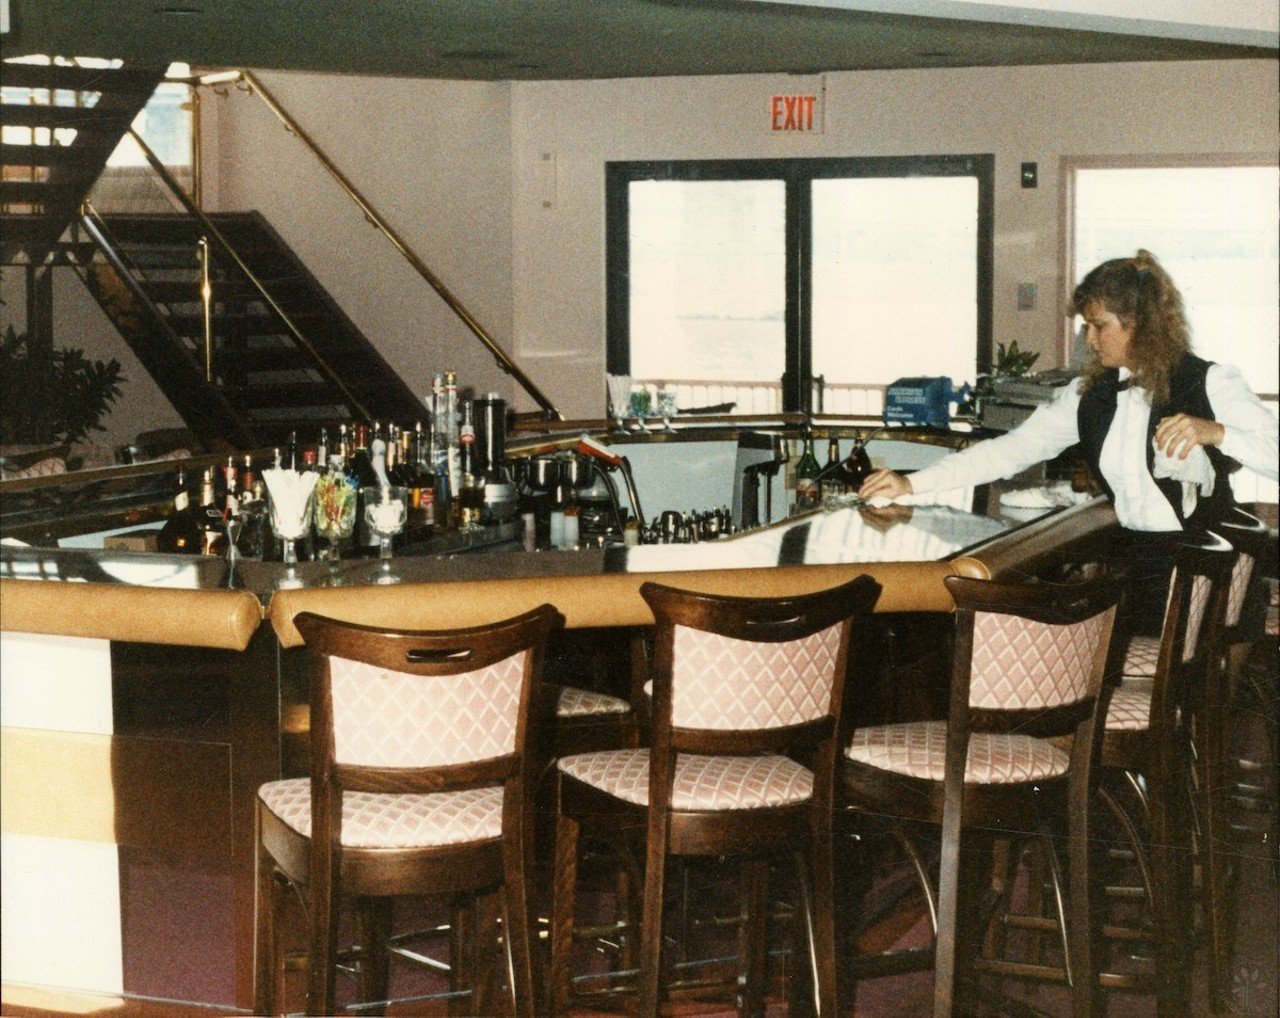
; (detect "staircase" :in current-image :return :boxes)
[79,211,428,447]
[1,58,166,265]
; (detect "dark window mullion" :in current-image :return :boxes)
[784,169,811,414]
[604,165,631,375]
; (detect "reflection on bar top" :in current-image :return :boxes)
[0,498,1040,602]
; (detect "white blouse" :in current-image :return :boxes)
[905,363,1279,532]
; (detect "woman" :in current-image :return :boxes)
[859,249,1278,632]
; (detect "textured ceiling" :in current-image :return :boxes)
[3,0,1272,80]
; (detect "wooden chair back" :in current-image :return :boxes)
[639,574,881,800]
[943,573,1120,744]
[294,604,563,840]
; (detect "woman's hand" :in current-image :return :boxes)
[858,469,912,501]
[1154,413,1225,460]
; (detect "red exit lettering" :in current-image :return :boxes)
[770,94,816,131]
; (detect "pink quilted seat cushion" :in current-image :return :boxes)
[258,778,503,849]
[1226,553,1255,629]
[968,609,1110,710]
[845,721,1069,784]
[669,622,842,730]
[556,686,630,718]
[557,747,813,809]
[1122,636,1160,678]
[1104,687,1152,731]
[329,651,527,768]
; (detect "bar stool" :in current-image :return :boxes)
[1096,534,1233,1014]
[841,573,1119,1017]
[253,604,563,1016]
[1202,510,1273,1003]
[550,575,881,1016]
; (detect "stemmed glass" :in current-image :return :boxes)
[657,388,678,432]
[628,385,652,433]
[606,374,632,433]
[265,474,318,589]
[365,485,408,584]
[313,471,358,579]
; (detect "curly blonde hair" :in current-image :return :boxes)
[1071,249,1191,406]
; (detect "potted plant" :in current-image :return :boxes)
[0,324,126,448]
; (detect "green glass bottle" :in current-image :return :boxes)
[794,429,821,512]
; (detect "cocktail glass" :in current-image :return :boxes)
[266,482,316,589]
[365,485,408,584]
[606,374,632,433]
[313,472,358,578]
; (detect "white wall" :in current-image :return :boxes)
[209,71,518,407]
[509,59,1278,417]
[201,59,1277,422]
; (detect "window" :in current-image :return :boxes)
[607,156,992,416]
[1069,159,1279,501]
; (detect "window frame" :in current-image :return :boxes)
[606,154,994,414]
[1060,152,1279,387]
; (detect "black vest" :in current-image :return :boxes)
[1076,353,1235,528]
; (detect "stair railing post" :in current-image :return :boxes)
[199,236,214,382]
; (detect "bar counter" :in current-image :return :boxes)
[0,492,1119,1013]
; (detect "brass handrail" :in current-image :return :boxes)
[119,126,373,421]
[235,70,563,420]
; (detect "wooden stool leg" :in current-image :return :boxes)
[549,812,581,1015]
[354,897,392,1007]
[503,817,538,1018]
[1148,766,1193,1015]
[305,849,339,1016]
[1199,695,1234,1006]
[738,858,769,1018]
[809,825,839,1016]
[446,896,475,1017]
[636,819,671,1017]
[1066,776,1098,1018]
[253,821,279,1016]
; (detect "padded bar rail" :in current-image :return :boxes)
[951,498,1119,583]
[267,561,962,648]
[0,579,264,650]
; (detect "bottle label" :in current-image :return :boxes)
[174,491,189,512]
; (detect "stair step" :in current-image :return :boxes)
[221,346,318,373]
[169,311,328,337]
[0,180,52,205]
[0,62,166,94]
[236,381,350,409]
[1,142,100,169]
[0,103,122,130]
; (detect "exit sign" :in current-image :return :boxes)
[770,93,822,133]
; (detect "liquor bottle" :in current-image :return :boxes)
[817,437,846,499]
[794,430,821,512]
[222,456,241,521]
[842,437,874,491]
[408,422,435,534]
[456,401,484,530]
[194,468,229,555]
[285,430,299,471]
[442,372,460,498]
[350,423,381,550]
[157,469,198,554]
[317,427,329,470]
[237,478,269,558]
[240,453,257,495]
